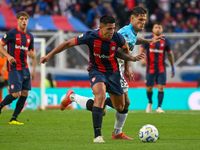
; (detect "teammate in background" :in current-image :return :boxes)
[60,6,164,140]
[0,11,36,125]
[40,15,146,143]
[139,22,175,113]
[0,53,9,103]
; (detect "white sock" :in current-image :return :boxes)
[70,94,90,110]
[114,111,128,135]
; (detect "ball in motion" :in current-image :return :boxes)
[139,124,159,142]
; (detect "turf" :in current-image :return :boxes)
[0,109,200,150]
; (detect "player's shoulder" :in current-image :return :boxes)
[6,28,17,35]
[118,24,131,33]
[26,30,34,37]
[84,29,98,38]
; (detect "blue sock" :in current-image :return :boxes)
[147,91,153,104]
[105,97,113,108]
[158,92,164,107]
[0,94,17,108]
[92,106,103,138]
[12,96,27,120]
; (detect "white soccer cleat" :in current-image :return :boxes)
[146,103,152,113]
[156,107,164,113]
[93,136,105,143]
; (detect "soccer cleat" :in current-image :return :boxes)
[103,105,107,116]
[146,103,152,113]
[93,136,105,143]
[9,120,24,125]
[156,107,164,113]
[60,89,75,111]
[112,132,133,140]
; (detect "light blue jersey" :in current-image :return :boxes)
[117,23,138,65]
[118,23,137,52]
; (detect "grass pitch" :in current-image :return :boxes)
[0,109,200,150]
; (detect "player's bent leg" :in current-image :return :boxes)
[60,89,75,111]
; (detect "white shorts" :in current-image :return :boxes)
[119,66,129,92]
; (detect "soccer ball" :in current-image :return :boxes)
[139,124,159,142]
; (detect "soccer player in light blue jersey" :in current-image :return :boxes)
[60,6,164,140]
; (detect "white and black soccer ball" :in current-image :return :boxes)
[139,124,159,142]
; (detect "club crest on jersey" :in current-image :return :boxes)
[11,84,14,90]
[4,34,7,38]
[91,77,96,83]
[161,43,164,47]
[27,39,30,43]
[111,46,115,51]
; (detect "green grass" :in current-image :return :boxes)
[0,109,200,150]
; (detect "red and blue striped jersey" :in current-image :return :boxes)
[75,29,126,73]
[141,34,172,74]
[1,28,34,71]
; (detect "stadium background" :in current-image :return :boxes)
[0,0,200,110]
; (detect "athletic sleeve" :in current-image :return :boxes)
[116,32,125,48]
[29,34,34,51]
[165,38,172,52]
[1,30,13,44]
[75,31,90,45]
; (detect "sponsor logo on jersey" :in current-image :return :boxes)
[93,52,114,58]
[15,44,28,50]
[150,48,163,53]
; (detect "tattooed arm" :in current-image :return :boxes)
[136,35,165,45]
[116,48,146,62]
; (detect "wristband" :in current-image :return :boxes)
[172,66,175,75]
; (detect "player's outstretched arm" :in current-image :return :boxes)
[136,35,165,45]
[40,38,76,64]
[116,49,146,62]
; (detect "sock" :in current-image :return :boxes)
[114,109,128,135]
[92,106,103,138]
[12,96,27,119]
[86,99,94,111]
[105,97,113,108]
[0,94,17,108]
[158,91,164,107]
[147,91,153,104]
[70,94,89,110]
[0,93,2,103]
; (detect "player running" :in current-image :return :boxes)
[40,15,146,143]
[59,6,164,140]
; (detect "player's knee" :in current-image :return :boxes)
[12,92,21,98]
[115,105,125,112]
[21,90,29,97]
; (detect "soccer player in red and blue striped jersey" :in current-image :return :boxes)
[40,15,146,143]
[0,11,36,125]
[139,22,175,113]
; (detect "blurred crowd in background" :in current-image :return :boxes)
[6,0,200,68]
[9,0,200,32]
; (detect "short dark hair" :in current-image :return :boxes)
[131,6,148,17]
[16,11,29,19]
[100,15,115,24]
[153,22,162,26]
